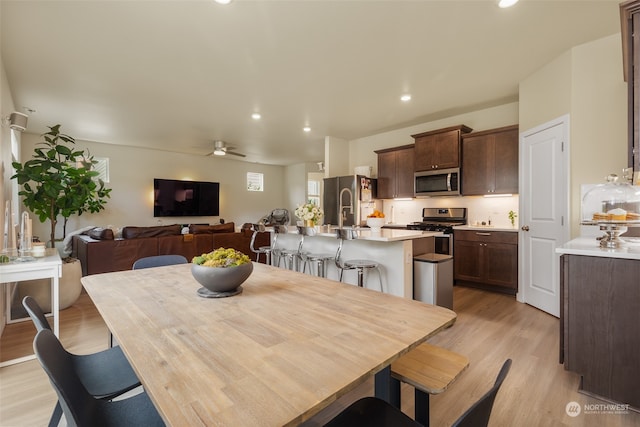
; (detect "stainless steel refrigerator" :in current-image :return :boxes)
[323,175,380,227]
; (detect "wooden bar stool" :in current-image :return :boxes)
[390,343,469,426]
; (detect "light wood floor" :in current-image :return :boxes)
[1,287,638,427]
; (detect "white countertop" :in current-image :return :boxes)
[556,237,640,260]
[315,228,442,242]
[454,225,519,233]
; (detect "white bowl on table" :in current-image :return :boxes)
[366,217,385,232]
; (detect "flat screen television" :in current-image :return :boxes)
[154,178,220,217]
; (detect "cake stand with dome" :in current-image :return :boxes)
[580,174,640,248]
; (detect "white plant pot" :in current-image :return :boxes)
[17,258,82,311]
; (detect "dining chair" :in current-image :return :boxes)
[324,359,512,427]
[33,329,165,427]
[22,296,142,427]
[132,254,188,269]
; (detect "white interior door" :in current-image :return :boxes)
[519,116,569,317]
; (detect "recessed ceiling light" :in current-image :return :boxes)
[214,0,233,4]
[251,113,261,120]
[498,0,518,8]
[303,126,311,133]
[400,94,412,102]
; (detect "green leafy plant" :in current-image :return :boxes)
[11,125,112,247]
[192,248,250,267]
[508,210,518,227]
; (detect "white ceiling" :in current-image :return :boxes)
[1,0,622,166]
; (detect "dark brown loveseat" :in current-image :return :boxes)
[72,223,270,276]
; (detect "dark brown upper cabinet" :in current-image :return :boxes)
[461,125,519,196]
[621,0,640,177]
[375,144,415,199]
[412,125,472,172]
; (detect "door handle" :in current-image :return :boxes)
[521,225,530,231]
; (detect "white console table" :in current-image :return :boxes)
[0,249,62,367]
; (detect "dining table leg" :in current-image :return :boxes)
[374,366,401,407]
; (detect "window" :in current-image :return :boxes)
[71,156,110,183]
[247,172,264,191]
[307,178,321,206]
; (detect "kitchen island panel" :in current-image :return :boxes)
[272,231,438,298]
[560,252,640,410]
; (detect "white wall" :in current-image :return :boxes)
[345,34,627,237]
[0,57,15,334]
[18,133,286,242]
[519,33,627,237]
[284,162,307,222]
[346,102,520,227]
[349,102,520,179]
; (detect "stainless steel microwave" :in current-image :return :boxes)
[414,168,460,197]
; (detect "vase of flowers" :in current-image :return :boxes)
[295,202,323,226]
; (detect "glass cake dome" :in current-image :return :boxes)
[581,174,640,248]
[581,174,640,223]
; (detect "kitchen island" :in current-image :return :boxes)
[272,227,440,298]
[557,237,640,410]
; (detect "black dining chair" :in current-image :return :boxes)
[33,329,165,427]
[324,359,512,427]
[22,296,142,427]
[132,254,188,269]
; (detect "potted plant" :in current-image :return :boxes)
[12,124,111,247]
[191,248,253,297]
[11,125,112,310]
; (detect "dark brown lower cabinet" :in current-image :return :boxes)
[453,230,517,294]
[560,254,640,409]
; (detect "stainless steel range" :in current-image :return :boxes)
[407,208,467,255]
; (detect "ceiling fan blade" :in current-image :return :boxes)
[226,151,246,157]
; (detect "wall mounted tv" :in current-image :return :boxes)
[154,179,220,217]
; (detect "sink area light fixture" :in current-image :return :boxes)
[303,126,311,132]
[251,113,261,120]
[400,94,412,102]
[498,0,519,8]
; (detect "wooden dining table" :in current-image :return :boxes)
[82,262,457,426]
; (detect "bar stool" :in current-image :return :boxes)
[335,228,383,291]
[296,226,334,277]
[390,343,470,426]
[272,225,298,270]
[249,223,272,265]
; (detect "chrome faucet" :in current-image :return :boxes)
[338,188,353,229]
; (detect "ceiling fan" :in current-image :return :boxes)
[206,140,246,158]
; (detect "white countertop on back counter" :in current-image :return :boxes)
[314,228,442,242]
[453,225,519,232]
[556,237,640,260]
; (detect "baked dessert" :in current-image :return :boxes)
[592,212,611,221]
[626,212,640,221]
[607,208,627,221]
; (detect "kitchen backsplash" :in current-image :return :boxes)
[382,195,519,229]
